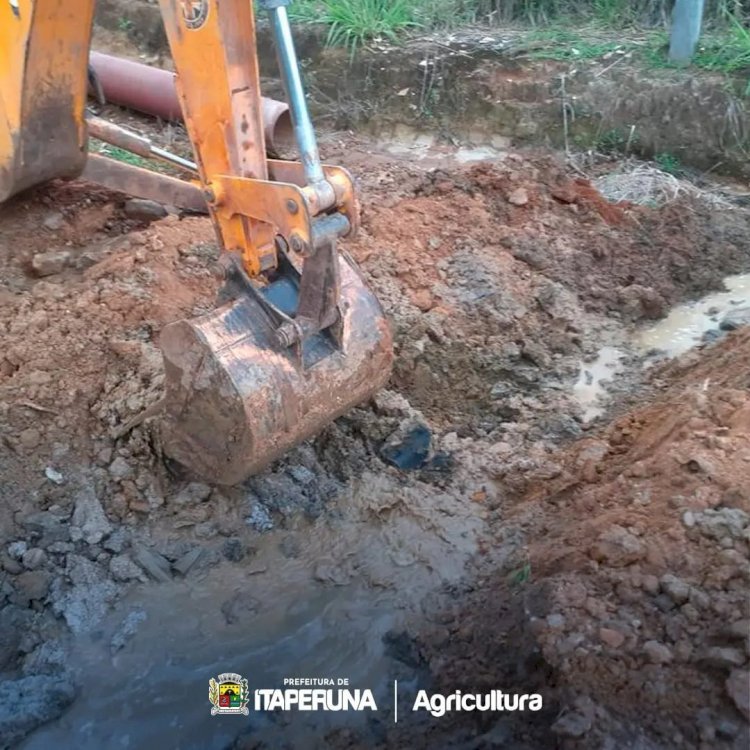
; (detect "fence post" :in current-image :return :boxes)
[669,0,706,63]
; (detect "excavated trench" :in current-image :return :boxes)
[1,130,749,748]
[2,16,750,744]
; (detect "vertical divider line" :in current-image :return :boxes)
[394,680,398,723]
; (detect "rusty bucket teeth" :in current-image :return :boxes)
[158,256,393,486]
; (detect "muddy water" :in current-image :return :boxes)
[638,273,750,358]
[22,471,484,749]
[572,346,625,422]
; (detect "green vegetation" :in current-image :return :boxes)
[287,0,749,81]
[89,140,177,175]
[292,0,419,55]
[508,561,532,587]
[654,151,682,173]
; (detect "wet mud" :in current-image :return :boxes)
[1,134,749,748]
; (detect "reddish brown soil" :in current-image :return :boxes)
[1,141,749,748]
[398,330,750,749]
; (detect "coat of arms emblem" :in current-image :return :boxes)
[209,672,250,716]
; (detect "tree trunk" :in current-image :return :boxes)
[669,0,706,63]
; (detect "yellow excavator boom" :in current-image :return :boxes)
[0,0,392,485]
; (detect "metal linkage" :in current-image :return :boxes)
[260,0,335,210]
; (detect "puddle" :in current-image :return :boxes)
[22,572,398,750]
[572,346,626,422]
[637,273,750,359]
[21,471,482,749]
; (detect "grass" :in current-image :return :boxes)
[286,0,748,74]
[89,140,177,175]
[290,0,420,54]
[523,27,630,61]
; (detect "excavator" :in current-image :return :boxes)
[1,0,393,485]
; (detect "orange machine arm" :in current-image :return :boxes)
[0,0,358,284]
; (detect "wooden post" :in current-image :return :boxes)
[669,0,706,63]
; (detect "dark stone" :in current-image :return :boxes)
[720,307,750,331]
[222,538,246,563]
[382,630,425,669]
[123,199,168,223]
[380,423,432,470]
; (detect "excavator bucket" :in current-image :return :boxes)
[160,256,392,486]
[2,0,393,486]
[152,0,394,484]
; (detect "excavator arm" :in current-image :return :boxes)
[1,0,392,484]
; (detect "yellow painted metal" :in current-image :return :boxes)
[0,0,95,201]
[158,0,278,277]
[0,0,359,280]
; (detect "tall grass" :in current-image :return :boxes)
[288,0,749,56]
[289,0,419,52]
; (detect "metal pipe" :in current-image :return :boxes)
[263,2,325,187]
[87,116,198,173]
[88,52,295,158]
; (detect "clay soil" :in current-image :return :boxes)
[1,133,749,748]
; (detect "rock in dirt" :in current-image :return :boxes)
[287,465,316,486]
[590,525,645,567]
[103,529,128,554]
[507,187,529,206]
[245,503,274,533]
[109,554,146,583]
[660,574,690,605]
[0,675,76,747]
[52,556,118,634]
[110,610,147,654]
[643,640,673,664]
[222,538,246,562]
[551,710,592,738]
[42,211,64,231]
[172,482,212,506]
[380,420,432,470]
[108,456,134,481]
[7,541,27,560]
[23,547,47,570]
[719,307,750,331]
[726,669,750,720]
[699,647,747,669]
[71,486,112,545]
[599,627,626,649]
[18,428,41,450]
[172,547,205,576]
[694,508,749,541]
[21,548,46,570]
[44,467,64,485]
[14,571,51,604]
[131,544,172,583]
[372,390,415,418]
[31,250,71,277]
[0,606,32,671]
[19,511,70,545]
[124,199,168,222]
[22,640,68,677]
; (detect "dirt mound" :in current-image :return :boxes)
[396,330,750,749]
[1,143,749,747]
[345,150,750,432]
